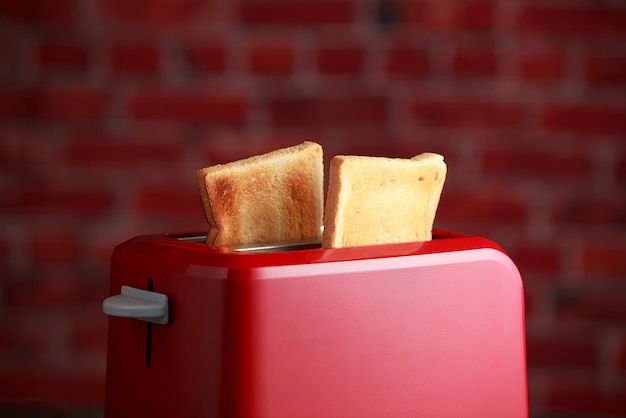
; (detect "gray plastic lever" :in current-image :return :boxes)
[103,285,169,325]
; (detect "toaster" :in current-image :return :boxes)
[103,230,527,417]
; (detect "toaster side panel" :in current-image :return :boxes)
[104,256,233,417]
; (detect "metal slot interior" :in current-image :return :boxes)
[171,234,322,253]
[225,240,321,253]
[174,235,206,243]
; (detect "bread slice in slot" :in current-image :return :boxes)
[196,141,324,247]
[322,152,446,248]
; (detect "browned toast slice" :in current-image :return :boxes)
[196,141,324,246]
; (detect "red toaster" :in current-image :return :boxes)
[103,230,527,417]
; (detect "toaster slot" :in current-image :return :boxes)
[174,235,206,243]
[169,234,321,253]
[224,240,321,253]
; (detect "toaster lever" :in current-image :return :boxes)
[103,286,169,325]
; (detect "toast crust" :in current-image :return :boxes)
[322,153,446,248]
[196,142,323,246]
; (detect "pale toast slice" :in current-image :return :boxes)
[322,153,446,248]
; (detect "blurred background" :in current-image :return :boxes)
[1,0,625,416]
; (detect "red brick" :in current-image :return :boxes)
[270,96,386,127]
[131,91,247,123]
[109,43,160,74]
[0,372,47,399]
[0,313,49,362]
[452,47,496,77]
[543,104,626,135]
[385,45,429,77]
[618,339,626,371]
[581,243,626,277]
[553,196,626,226]
[37,42,88,70]
[0,28,20,75]
[0,129,47,168]
[136,186,204,219]
[2,185,114,218]
[0,0,76,24]
[517,5,626,36]
[316,46,363,75]
[248,42,294,75]
[98,0,206,25]
[403,0,494,30]
[0,90,36,119]
[585,53,626,85]
[618,154,626,181]
[78,277,110,307]
[482,148,593,178]
[325,129,429,159]
[3,269,109,310]
[526,336,597,368]
[184,44,226,74]
[410,98,522,128]
[556,286,626,323]
[0,88,108,121]
[238,1,354,25]
[28,232,78,263]
[519,51,565,82]
[201,135,328,166]
[546,377,626,415]
[3,274,81,309]
[84,232,129,270]
[61,374,106,404]
[0,234,8,263]
[0,372,105,404]
[62,135,183,167]
[511,245,560,275]
[437,188,528,223]
[69,313,108,355]
[44,88,107,120]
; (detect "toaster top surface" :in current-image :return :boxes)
[112,229,506,270]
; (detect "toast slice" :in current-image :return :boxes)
[322,152,446,248]
[196,141,324,247]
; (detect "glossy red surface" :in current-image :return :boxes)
[104,231,527,417]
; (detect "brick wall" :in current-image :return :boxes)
[1,0,625,416]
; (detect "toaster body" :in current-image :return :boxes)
[103,231,527,417]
